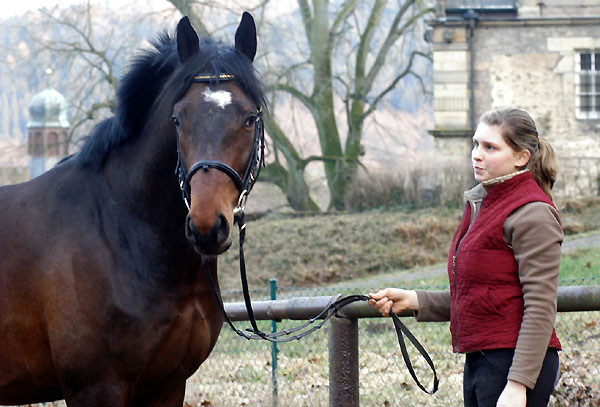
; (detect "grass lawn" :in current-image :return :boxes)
[560,247,600,284]
[217,197,600,290]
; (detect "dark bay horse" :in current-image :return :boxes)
[0,13,265,406]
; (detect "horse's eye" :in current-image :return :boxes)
[244,116,256,129]
[172,116,181,128]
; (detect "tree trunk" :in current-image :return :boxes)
[308,0,346,210]
[262,117,320,212]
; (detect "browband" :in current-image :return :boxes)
[193,74,235,82]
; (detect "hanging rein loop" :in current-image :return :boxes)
[176,73,438,395]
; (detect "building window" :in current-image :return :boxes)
[28,131,44,156]
[576,51,600,120]
[47,132,59,155]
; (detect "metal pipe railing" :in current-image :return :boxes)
[223,285,600,321]
[222,285,600,407]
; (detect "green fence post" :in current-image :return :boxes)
[270,278,278,407]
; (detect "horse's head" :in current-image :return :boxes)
[173,13,264,255]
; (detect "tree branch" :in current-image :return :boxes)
[166,0,210,37]
[303,154,360,166]
[361,50,430,120]
[328,0,359,51]
[353,0,385,87]
[268,83,317,115]
[297,0,313,44]
[364,3,433,91]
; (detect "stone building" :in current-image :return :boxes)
[429,0,600,198]
[26,87,70,179]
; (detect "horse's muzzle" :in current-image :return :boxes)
[185,213,232,255]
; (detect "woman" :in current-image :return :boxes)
[369,108,562,407]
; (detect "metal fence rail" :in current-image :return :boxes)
[184,284,600,407]
[223,285,600,321]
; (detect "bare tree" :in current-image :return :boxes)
[171,1,433,211]
[269,0,433,210]
[9,1,432,210]
[19,2,173,152]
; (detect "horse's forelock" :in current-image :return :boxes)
[172,38,266,110]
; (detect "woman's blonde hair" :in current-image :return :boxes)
[479,108,557,200]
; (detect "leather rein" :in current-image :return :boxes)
[175,73,438,395]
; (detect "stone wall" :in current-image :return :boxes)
[430,2,600,199]
[473,22,600,198]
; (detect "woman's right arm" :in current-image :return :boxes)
[369,288,451,322]
[414,290,451,322]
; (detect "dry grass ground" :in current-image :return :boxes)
[218,197,600,290]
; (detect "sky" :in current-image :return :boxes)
[0,0,160,19]
[0,0,287,22]
[2,1,86,18]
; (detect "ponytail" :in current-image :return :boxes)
[528,138,558,201]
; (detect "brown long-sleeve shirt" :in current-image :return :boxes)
[415,182,563,389]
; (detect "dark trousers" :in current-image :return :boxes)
[463,348,559,407]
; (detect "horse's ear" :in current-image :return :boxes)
[176,16,200,64]
[235,12,257,63]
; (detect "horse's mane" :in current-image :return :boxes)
[75,29,266,169]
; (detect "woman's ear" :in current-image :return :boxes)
[515,149,531,168]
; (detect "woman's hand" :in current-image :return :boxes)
[368,288,419,316]
[496,380,526,407]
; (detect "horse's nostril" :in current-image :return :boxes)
[217,213,227,230]
[216,213,229,241]
[185,215,199,243]
[185,213,231,254]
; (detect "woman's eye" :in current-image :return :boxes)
[172,116,181,127]
[244,116,256,128]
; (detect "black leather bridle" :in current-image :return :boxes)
[175,74,264,212]
[175,73,438,395]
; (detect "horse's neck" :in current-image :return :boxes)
[104,119,186,227]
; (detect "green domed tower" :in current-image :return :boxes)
[26,87,70,178]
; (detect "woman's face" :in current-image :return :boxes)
[471,123,530,182]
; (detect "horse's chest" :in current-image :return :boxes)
[143,297,223,380]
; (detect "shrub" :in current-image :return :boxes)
[345,163,472,211]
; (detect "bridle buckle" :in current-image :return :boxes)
[233,189,248,218]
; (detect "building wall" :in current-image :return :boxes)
[430,1,600,199]
[473,22,600,197]
[518,0,600,18]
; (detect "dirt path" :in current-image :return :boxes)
[334,230,600,289]
[562,231,600,253]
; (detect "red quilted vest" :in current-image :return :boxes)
[448,171,562,353]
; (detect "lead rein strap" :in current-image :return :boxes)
[390,309,439,394]
[201,213,439,394]
[236,209,260,333]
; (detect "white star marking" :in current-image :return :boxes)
[202,88,232,109]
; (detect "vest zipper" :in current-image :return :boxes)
[452,254,459,354]
[452,200,477,354]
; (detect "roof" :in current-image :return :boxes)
[445,0,518,18]
[27,87,70,128]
